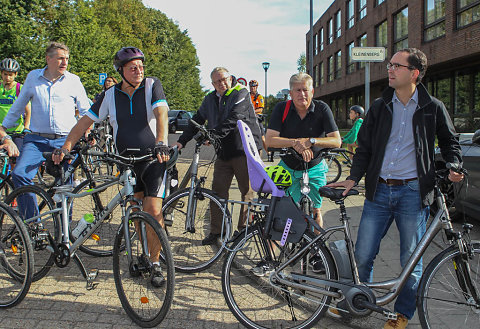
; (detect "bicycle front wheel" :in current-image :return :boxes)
[4,185,60,282]
[162,187,231,273]
[0,201,34,308]
[0,174,14,201]
[325,155,341,184]
[113,211,174,328]
[222,225,337,329]
[417,243,480,328]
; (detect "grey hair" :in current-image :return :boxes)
[289,72,313,90]
[46,42,70,57]
[210,67,229,79]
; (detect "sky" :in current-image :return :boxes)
[143,0,334,97]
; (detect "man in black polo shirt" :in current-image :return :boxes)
[266,72,341,229]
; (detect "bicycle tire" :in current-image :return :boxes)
[0,173,14,201]
[162,187,231,273]
[69,176,122,257]
[113,211,174,328]
[222,225,337,329]
[0,201,34,308]
[4,185,60,282]
[417,243,480,328]
[325,155,341,184]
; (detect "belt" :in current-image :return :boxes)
[31,132,67,139]
[378,177,417,186]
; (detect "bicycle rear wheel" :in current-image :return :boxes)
[4,185,60,282]
[162,187,231,273]
[417,243,480,328]
[0,173,14,201]
[325,155,341,184]
[0,201,34,308]
[69,176,122,257]
[222,225,337,329]
[113,211,174,328]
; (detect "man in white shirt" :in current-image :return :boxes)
[0,41,90,217]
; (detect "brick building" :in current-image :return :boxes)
[307,0,480,131]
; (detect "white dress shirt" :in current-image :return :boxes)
[2,67,91,135]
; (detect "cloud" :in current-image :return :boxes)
[144,0,332,96]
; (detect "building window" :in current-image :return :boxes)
[314,33,318,55]
[347,42,355,74]
[328,18,334,44]
[457,0,480,28]
[358,0,367,20]
[347,0,354,29]
[336,10,342,38]
[425,0,445,41]
[376,0,385,6]
[358,33,367,69]
[394,7,408,53]
[320,62,324,86]
[376,20,388,57]
[314,65,318,87]
[335,50,342,79]
[319,28,324,51]
[328,56,334,82]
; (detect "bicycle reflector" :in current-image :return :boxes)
[265,166,292,187]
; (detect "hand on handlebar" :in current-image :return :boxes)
[326,179,356,196]
[300,148,314,162]
[448,169,464,183]
[154,143,170,164]
[52,148,69,165]
[292,138,311,154]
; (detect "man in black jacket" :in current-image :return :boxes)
[176,67,262,245]
[328,48,463,328]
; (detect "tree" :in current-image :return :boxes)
[297,53,306,73]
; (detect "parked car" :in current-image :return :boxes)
[168,110,192,133]
[434,129,480,220]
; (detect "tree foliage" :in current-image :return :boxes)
[0,0,203,111]
[297,52,306,73]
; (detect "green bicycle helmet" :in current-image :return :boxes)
[265,165,292,188]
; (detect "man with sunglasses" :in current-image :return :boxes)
[328,48,463,328]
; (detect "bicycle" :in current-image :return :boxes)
[3,148,177,327]
[221,119,479,329]
[323,147,354,184]
[0,201,34,308]
[162,119,233,273]
[4,139,123,259]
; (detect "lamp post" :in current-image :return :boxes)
[262,62,270,110]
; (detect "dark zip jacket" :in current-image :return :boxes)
[347,83,462,207]
[177,77,262,160]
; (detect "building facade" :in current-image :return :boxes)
[307,0,480,131]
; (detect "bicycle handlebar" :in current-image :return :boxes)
[189,119,221,151]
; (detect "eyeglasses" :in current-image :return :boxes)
[124,64,145,72]
[386,62,416,71]
[212,76,230,85]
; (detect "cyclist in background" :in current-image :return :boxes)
[0,58,31,150]
[342,105,364,161]
[249,79,267,151]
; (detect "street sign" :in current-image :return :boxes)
[98,73,107,85]
[352,47,386,62]
[237,77,247,86]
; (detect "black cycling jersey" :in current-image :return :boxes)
[87,77,167,154]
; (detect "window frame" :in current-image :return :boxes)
[328,18,334,44]
[335,10,342,38]
[393,7,409,53]
[456,0,480,29]
[347,0,355,29]
[346,42,355,75]
[335,50,342,79]
[358,0,367,20]
[375,20,388,57]
[424,0,446,42]
[327,56,334,82]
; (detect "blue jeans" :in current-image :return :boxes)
[11,134,69,220]
[354,179,428,319]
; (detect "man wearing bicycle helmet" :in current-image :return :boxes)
[249,80,264,116]
[176,67,262,245]
[342,105,364,161]
[53,47,170,287]
[266,72,341,229]
[0,58,31,150]
[328,48,463,328]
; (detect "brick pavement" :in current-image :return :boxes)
[1,161,479,329]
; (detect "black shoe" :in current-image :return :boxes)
[342,160,350,165]
[150,264,165,288]
[201,233,220,245]
[251,260,275,277]
[309,255,326,274]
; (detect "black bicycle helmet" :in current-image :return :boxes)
[113,47,144,72]
[0,58,20,72]
[249,80,258,87]
[350,105,365,117]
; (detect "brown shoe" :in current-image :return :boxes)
[384,313,408,329]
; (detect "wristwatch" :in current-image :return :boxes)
[309,138,317,146]
[0,135,12,144]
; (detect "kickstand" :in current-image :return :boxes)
[73,254,99,290]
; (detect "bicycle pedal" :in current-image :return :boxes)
[85,269,99,290]
[384,311,397,320]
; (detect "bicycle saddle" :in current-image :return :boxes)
[318,186,359,200]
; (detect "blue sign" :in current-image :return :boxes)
[99,73,107,85]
